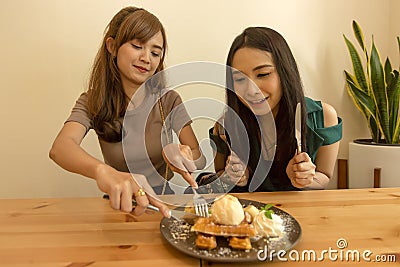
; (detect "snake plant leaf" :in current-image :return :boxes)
[387,70,399,118]
[344,35,368,92]
[352,20,367,57]
[344,71,375,139]
[370,40,391,142]
[346,78,375,115]
[344,71,367,113]
[393,116,400,143]
[387,70,399,113]
[344,70,359,88]
[395,36,400,143]
[384,58,393,87]
[345,71,376,118]
[346,76,380,142]
[394,122,400,143]
[388,71,400,143]
[345,70,382,142]
[398,37,400,68]
[369,115,381,142]
[344,21,400,144]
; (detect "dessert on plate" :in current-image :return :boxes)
[191,194,284,250]
[191,194,255,250]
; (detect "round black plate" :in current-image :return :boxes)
[160,198,302,263]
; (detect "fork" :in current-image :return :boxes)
[191,188,209,217]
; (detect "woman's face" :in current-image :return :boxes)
[117,31,164,91]
[231,47,282,117]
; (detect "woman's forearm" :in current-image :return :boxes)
[49,137,105,180]
[303,171,330,190]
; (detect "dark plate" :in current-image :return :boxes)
[160,198,302,263]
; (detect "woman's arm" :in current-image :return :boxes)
[287,102,340,189]
[49,121,170,216]
[211,124,249,186]
[161,124,206,188]
[178,125,206,169]
[49,121,104,178]
[211,123,228,175]
[309,102,341,189]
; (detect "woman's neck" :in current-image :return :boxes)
[256,113,276,160]
[122,78,145,107]
[122,81,140,100]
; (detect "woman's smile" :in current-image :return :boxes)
[134,65,149,73]
[248,96,268,105]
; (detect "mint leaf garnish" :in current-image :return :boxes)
[262,204,274,211]
[260,204,274,219]
[264,210,273,219]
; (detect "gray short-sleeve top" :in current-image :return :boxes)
[66,89,191,187]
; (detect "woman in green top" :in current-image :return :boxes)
[210,27,342,192]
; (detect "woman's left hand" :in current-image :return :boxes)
[223,151,249,186]
[286,152,316,188]
[162,143,198,188]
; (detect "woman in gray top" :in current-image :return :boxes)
[49,7,204,217]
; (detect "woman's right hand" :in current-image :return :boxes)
[286,152,316,188]
[95,164,170,217]
[162,143,198,188]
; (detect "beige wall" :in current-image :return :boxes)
[0,0,397,198]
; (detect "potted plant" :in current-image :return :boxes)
[343,20,400,188]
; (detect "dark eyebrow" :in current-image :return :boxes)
[232,64,274,75]
[253,64,274,71]
[232,70,243,75]
[153,45,163,51]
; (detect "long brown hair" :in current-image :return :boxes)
[87,7,167,142]
[225,27,306,190]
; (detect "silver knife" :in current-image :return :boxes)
[132,199,200,222]
[103,194,200,222]
[295,102,302,154]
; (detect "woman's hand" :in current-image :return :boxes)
[162,143,198,188]
[286,152,316,188]
[95,164,170,217]
[222,151,249,186]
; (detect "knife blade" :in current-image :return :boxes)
[134,200,200,222]
[103,194,200,222]
[295,102,302,154]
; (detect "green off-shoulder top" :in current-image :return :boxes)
[209,97,343,163]
[305,97,342,162]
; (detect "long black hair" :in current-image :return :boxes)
[225,27,307,190]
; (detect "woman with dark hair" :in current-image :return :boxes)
[50,7,204,216]
[210,27,342,192]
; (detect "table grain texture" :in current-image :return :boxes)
[0,187,399,266]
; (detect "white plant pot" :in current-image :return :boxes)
[349,141,400,188]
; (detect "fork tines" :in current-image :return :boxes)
[192,188,209,217]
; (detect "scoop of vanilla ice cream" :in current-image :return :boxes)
[253,211,284,237]
[211,194,245,225]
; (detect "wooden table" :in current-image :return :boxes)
[1,188,399,266]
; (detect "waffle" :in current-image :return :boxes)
[184,205,196,214]
[229,236,252,250]
[191,217,256,237]
[195,233,217,250]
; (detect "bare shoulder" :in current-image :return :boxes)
[212,121,227,142]
[212,122,219,135]
[321,102,339,127]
